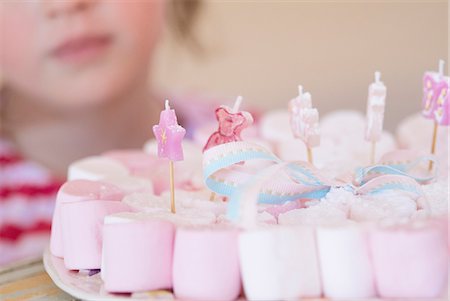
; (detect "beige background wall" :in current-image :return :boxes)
[153,1,449,130]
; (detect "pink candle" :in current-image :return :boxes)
[203,96,253,152]
[153,100,186,161]
[422,60,449,126]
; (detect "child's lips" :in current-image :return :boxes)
[50,34,113,65]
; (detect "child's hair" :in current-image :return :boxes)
[169,0,202,44]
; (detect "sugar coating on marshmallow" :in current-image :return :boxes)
[160,189,227,216]
[350,192,418,222]
[122,193,170,212]
[278,204,348,226]
[318,187,358,214]
[422,180,449,217]
[101,174,153,195]
[217,212,278,226]
[106,209,216,227]
[68,156,129,181]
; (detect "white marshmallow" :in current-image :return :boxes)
[239,226,321,300]
[316,223,376,298]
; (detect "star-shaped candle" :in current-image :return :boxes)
[365,71,387,164]
[288,85,321,164]
[203,96,253,152]
[153,100,186,213]
[421,60,449,170]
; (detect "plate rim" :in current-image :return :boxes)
[43,246,131,301]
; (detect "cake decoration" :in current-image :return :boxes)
[46,64,448,300]
[202,141,429,224]
[203,95,253,201]
[203,96,253,152]
[288,85,321,164]
[365,71,387,164]
[153,100,186,213]
[421,59,449,170]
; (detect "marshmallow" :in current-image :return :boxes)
[173,226,241,301]
[422,179,449,217]
[278,203,347,226]
[370,223,448,298]
[150,209,217,226]
[50,180,124,258]
[396,113,449,179]
[102,149,157,176]
[108,209,216,227]
[101,174,153,195]
[316,223,376,298]
[217,212,277,226]
[68,156,129,181]
[239,226,320,300]
[102,219,175,292]
[122,192,169,213]
[61,200,131,270]
[160,189,227,217]
[350,192,417,222]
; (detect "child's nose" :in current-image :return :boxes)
[43,0,96,19]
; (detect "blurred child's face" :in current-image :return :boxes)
[1,1,165,110]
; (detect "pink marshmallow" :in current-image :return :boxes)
[102,149,157,176]
[61,200,131,270]
[173,226,241,301]
[102,220,175,292]
[50,180,124,258]
[370,223,448,298]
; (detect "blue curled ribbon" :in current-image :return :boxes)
[202,141,434,222]
[355,155,438,186]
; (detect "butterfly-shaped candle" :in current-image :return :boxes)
[203,96,253,152]
[365,71,387,143]
[422,60,449,126]
[153,100,186,213]
[288,86,320,163]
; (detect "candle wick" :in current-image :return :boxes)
[233,96,243,113]
[165,99,170,110]
[375,71,381,83]
[298,85,303,97]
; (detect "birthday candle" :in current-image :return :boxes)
[153,100,186,213]
[289,86,321,148]
[203,96,253,152]
[365,71,386,142]
[153,100,186,161]
[424,60,449,126]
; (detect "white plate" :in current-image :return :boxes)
[43,247,175,301]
